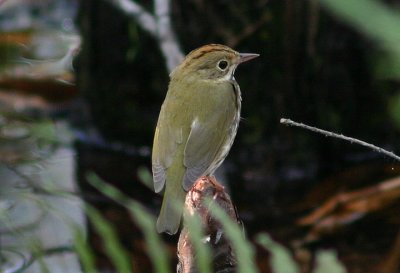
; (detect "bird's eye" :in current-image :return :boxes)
[217,60,228,70]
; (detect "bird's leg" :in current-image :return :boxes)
[207,175,225,193]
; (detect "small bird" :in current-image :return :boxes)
[152,44,259,234]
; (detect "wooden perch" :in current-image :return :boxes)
[177,176,239,273]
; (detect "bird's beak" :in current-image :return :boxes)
[238,53,259,64]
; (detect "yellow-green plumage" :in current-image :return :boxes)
[152,44,258,234]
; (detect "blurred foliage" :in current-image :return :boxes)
[85,204,133,273]
[256,233,300,273]
[313,250,347,273]
[183,213,213,273]
[72,224,97,273]
[319,0,400,135]
[0,30,78,76]
[87,172,171,273]
[0,114,73,272]
[88,173,347,273]
[320,0,400,69]
[207,198,258,273]
[0,111,57,165]
[137,165,154,190]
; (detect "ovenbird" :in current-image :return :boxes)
[152,44,259,234]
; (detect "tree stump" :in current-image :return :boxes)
[177,176,240,273]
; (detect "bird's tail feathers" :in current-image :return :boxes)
[156,184,186,235]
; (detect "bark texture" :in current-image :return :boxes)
[177,176,239,273]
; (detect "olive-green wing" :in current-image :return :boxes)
[152,127,167,193]
[183,105,235,191]
[152,103,183,193]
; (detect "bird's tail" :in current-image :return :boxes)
[156,180,187,235]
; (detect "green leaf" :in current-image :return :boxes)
[29,121,57,144]
[207,199,258,273]
[87,172,171,273]
[320,0,400,57]
[256,233,299,273]
[71,224,96,273]
[137,166,154,190]
[183,213,213,273]
[85,204,133,273]
[126,202,171,273]
[313,250,347,273]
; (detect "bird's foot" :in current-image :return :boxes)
[207,175,225,193]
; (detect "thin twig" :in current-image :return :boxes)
[280,118,400,162]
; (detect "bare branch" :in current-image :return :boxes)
[109,0,157,35]
[280,118,400,162]
[154,0,184,71]
[107,0,184,72]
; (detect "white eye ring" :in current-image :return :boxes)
[217,60,228,70]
